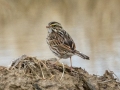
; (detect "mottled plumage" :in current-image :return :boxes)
[46,21,89,68]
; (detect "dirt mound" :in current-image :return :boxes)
[0,55,120,90]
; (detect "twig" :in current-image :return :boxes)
[31,58,45,79]
[27,64,42,79]
[39,61,45,79]
[9,55,27,70]
[112,72,120,82]
[60,63,65,81]
[39,60,54,79]
[98,80,112,84]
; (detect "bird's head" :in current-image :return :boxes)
[46,22,63,32]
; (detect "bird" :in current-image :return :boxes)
[46,21,89,70]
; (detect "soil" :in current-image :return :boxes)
[0,55,120,90]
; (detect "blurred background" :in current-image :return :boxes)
[0,0,120,77]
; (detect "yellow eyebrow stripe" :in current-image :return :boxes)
[51,24,56,26]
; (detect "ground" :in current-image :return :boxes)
[0,55,119,90]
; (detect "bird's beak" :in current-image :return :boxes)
[46,26,50,28]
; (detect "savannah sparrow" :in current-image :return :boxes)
[46,21,89,68]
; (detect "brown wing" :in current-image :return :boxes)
[60,30,76,50]
[47,29,76,52]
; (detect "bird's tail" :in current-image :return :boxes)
[75,50,89,60]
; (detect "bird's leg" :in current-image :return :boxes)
[70,57,73,72]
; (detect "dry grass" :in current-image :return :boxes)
[0,55,119,90]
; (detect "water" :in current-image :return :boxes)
[0,20,120,78]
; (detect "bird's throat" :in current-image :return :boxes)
[48,28,53,33]
[48,28,57,33]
